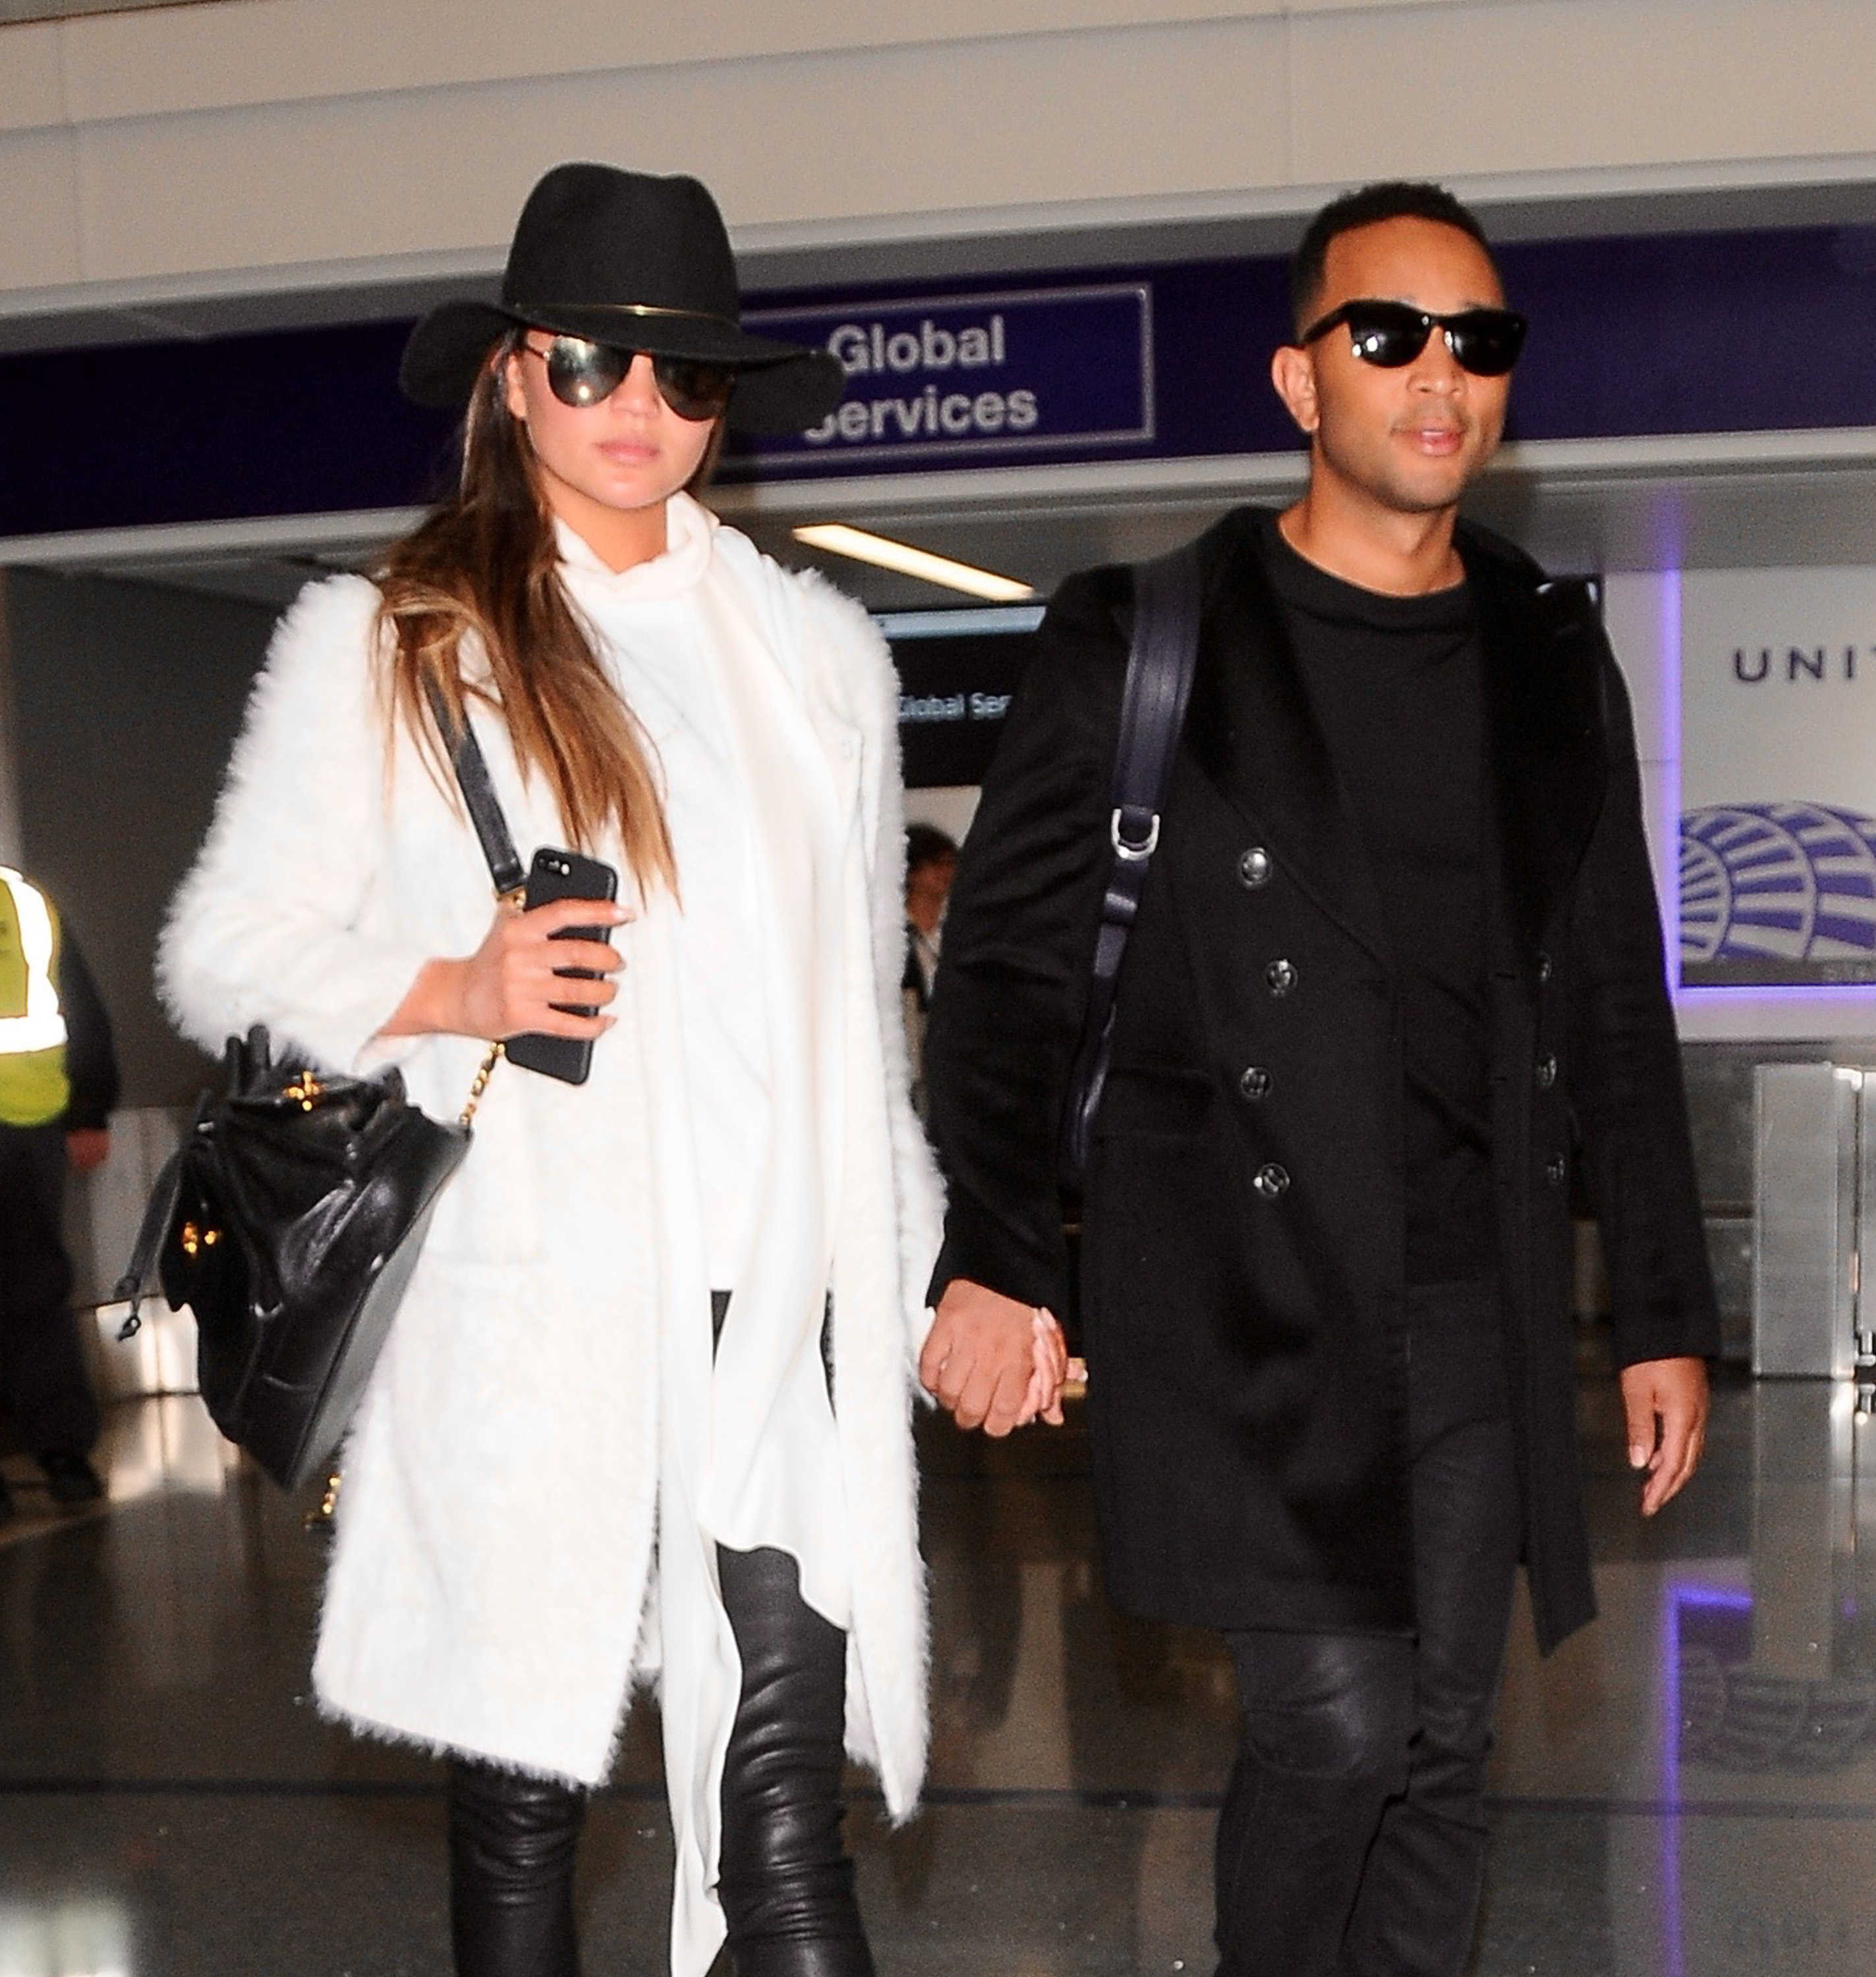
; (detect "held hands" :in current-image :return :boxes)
[384,897,630,1041]
[1619,1355,1710,1516]
[920,1278,1070,1437]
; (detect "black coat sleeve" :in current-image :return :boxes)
[923,567,1131,1314]
[1565,653,1720,1368]
[57,923,121,1131]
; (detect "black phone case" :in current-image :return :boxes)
[505,847,619,1085]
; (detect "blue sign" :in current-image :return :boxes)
[735,284,1153,469]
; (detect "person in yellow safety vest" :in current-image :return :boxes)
[0,867,119,1520]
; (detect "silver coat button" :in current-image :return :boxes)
[1265,959,1297,996]
[1253,1162,1290,1199]
[1239,1066,1272,1102]
[1537,952,1552,984]
[1545,1154,1567,1187]
[1237,847,1274,889]
[1536,1054,1558,1090]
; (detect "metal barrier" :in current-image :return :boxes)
[1753,1064,1876,1383]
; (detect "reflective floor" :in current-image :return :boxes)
[3,1358,1873,1975]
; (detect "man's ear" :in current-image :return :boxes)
[1270,343,1319,437]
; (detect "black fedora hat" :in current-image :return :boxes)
[400,163,843,434]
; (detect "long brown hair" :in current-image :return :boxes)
[376,333,679,896]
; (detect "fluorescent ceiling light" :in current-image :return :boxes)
[791,524,1035,602]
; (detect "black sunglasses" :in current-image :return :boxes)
[519,335,736,420]
[1298,299,1527,377]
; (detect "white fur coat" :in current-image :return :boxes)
[159,521,942,1832]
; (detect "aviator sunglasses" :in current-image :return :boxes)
[1298,299,1528,377]
[519,334,737,420]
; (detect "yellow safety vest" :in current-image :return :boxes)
[0,868,71,1128]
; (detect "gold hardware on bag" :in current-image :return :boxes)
[460,1041,504,1128]
[179,1220,221,1257]
[304,1465,343,1531]
[281,1070,324,1110]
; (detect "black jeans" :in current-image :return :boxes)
[447,1543,869,1977]
[0,1122,98,1456]
[1214,1281,1523,1977]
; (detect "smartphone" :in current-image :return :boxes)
[505,846,619,1085]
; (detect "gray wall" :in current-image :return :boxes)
[3,569,278,1107]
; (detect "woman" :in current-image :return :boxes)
[161,163,980,1977]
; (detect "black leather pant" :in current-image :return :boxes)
[447,1759,586,1977]
[715,1544,873,1977]
[447,1545,868,1977]
[1214,1282,1524,1977]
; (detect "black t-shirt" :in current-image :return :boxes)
[1257,515,1496,1284]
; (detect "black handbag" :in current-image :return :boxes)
[113,689,526,1491]
[1060,540,1204,1185]
[113,1029,491,1488]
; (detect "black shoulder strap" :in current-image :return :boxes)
[422,681,526,900]
[1060,540,1204,1182]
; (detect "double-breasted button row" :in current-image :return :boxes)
[1238,846,1274,890]
[1253,1162,1290,1199]
[1265,959,1297,996]
[1536,1053,1558,1091]
[1239,1065,1273,1102]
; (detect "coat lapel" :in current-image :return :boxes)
[1181,512,1611,970]
[1184,515,1392,966]
[1462,532,1609,959]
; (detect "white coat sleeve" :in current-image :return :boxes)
[845,594,945,1372]
[158,575,441,1075]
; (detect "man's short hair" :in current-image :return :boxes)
[1289,182,1496,338]
[905,822,959,874]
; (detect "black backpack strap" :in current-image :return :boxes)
[422,681,526,900]
[1061,540,1205,1180]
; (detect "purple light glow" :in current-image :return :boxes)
[1658,565,1687,998]
[1661,1582,1753,1977]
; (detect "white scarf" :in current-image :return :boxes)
[617,503,853,1977]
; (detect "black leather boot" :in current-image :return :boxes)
[447,1755,587,1977]
[717,1546,875,1977]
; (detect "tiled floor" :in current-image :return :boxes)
[3,1359,1874,1975]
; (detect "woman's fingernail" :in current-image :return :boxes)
[1630,1445,1647,1468]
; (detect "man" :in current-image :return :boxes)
[903,822,959,1013]
[919,183,1716,1976]
[901,822,959,1120]
[0,865,117,1519]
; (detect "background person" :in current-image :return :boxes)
[901,822,957,1118]
[160,163,942,1977]
[919,181,1717,1974]
[0,865,117,1518]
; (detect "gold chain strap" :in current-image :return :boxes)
[459,883,523,1129]
[461,1040,504,1128]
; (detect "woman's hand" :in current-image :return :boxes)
[1015,1309,1070,1429]
[382,897,630,1041]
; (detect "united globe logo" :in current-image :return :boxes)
[1680,802,1876,985]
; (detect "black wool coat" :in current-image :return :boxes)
[923,507,1719,1654]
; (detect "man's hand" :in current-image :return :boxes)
[1619,1356,1709,1516]
[921,1278,1065,1437]
[65,1128,109,1174]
